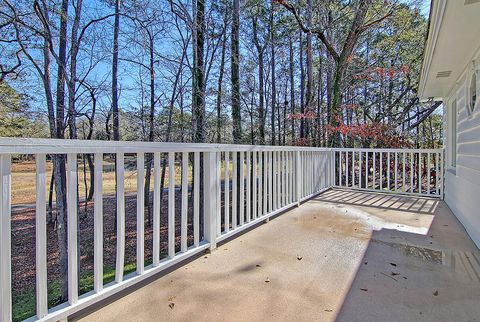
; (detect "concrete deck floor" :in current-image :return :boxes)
[75,189,480,322]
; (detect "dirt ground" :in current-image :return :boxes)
[11,189,204,314]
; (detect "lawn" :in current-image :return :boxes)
[13,262,139,322]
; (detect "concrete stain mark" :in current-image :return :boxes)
[443,251,480,282]
[295,209,371,240]
[372,239,443,264]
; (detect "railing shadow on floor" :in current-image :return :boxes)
[312,188,440,215]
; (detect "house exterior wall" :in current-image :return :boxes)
[444,47,480,247]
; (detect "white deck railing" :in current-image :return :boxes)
[0,139,443,321]
[0,138,333,322]
[333,148,444,198]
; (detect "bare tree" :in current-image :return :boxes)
[279,0,393,146]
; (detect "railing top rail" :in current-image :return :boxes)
[0,137,332,154]
[333,147,443,153]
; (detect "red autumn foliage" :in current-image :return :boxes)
[352,65,410,81]
[293,138,311,146]
[327,121,409,148]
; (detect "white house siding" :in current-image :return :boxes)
[444,48,480,247]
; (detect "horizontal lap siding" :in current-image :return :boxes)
[445,60,480,247]
[455,75,480,184]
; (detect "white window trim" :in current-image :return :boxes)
[466,61,479,117]
[474,68,480,111]
[447,98,457,170]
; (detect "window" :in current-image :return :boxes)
[449,100,457,168]
[467,64,478,116]
[471,71,477,112]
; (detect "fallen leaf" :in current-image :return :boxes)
[433,290,438,296]
[360,288,368,292]
[297,256,303,261]
[265,277,270,283]
[168,296,176,301]
[168,303,175,309]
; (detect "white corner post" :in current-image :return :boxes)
[67,153,78,305]
[203,152,218,250]
[440,148,444,200]
[331,149,336,188]
[296,151,301,206]
[0,154,12,322]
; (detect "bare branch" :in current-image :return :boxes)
[276,0,340,62]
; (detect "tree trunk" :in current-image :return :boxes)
[67,0,83,140]
[112,0,120,141]
[216,24,227,143]
[329,61,347,147]
[305,0,313,140]
[299,31,305,139]
[289,35,295,143]
[270,4,276,145]
[231,0,241,144]
[192,0,205,143]
[111,0,121,234]
[55,0,69,301]
[252,17,265,145]
[144,37,156,225]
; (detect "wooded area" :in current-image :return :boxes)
[1,0,443,315]
[1,0,442,148]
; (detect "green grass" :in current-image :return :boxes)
[13,262,140,322]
